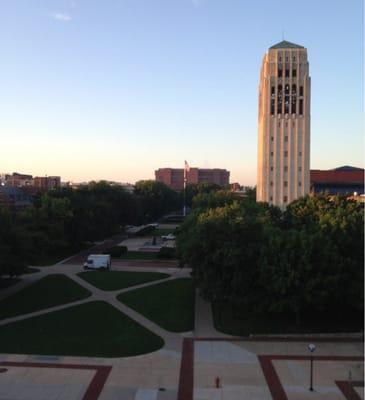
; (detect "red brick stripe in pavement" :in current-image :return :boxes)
[177,338,194,400]
[258,355,364,400]
[112,260,178,268]
[177,337,363,400]
[336,380,364,400]
[194,336,363,342]
[0,362,112,400]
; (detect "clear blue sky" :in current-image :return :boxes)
[1,0,363,185]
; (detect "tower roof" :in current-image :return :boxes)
[269,40,304,49]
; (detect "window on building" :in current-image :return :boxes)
[299,99,303,115]
[284,151,288,157]
[299,182,302,187]
[270,196,273,201]
[279,56,282,62]
[285,56,288,62]
[284,181,288,187]
[284,136,288,142]
[271,136,274,141]
[271,98,275,115]
[291,84,297,114]
[284,166,288,172]
[270,86,275,114]
[293,56,296,61]
[270,181,273,186]
[278,66,282,77]
[284,84,290,114]
[292,69,297,78]
[270,166,273,171]
[299,86,304,96]
[299,166,302,171]
[283,196,288,203]
[277,84,282,114]
[299,151,302,156]
[285,68,289,77]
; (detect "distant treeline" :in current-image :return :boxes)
[0,180,226,277]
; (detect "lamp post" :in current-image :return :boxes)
[308,343,316,391]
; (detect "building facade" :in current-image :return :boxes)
[5,172,33,187]
[155,168,230,190]
[310,166,364,195]
[257,40,311,208]
[33,176,61,190]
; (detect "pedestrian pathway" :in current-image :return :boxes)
[194,291,232,338]
[0,259,192,344]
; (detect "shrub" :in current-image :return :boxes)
[103,246,127,257]
[158,247,176,259]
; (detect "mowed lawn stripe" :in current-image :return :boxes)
[0,274,91,320]
[0,301,164,357]
[117,278,194,332]
[77,270,169,291]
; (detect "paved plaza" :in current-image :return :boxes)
[0,244,363,400]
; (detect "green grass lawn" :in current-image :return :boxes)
[77,270,169,291]
[0,278,21,289]
[119,251,160,260]
[0,274,91,320]
[0,301,164,357]
[118,278,194,332]
[212,303,364,336]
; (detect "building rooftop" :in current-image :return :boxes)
[270,40,304,49]
[310,166,364,185]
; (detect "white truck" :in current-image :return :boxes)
[83,254,111,270]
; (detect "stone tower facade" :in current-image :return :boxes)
[257,40,310,208]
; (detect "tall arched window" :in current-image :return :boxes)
[270,86,275,115]
[299,85,304,115]
[291,84,297,114]
[277,85,282,114]
[284,84,290,114]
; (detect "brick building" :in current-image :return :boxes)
[155,168,230,190]
[5,172,33,187]
[310,166,364,195]
[33,176,61,190]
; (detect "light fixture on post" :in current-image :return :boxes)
[308,343,316,391]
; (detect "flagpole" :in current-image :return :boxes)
[183,162,187,217]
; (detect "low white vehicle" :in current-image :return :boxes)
[83,254,111,270]
[161,233,175,241]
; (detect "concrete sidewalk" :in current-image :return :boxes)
[194,292,232,338]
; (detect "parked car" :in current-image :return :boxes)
[83,254,111,270]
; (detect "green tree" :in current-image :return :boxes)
[135,180,179,221]
[0,207,29,277]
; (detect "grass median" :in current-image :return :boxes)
[77,270,169,291]
[118,278,194,332]
[0,274,91,320]
[0,301,164,357]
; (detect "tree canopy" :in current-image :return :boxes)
[176,193,364,322]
